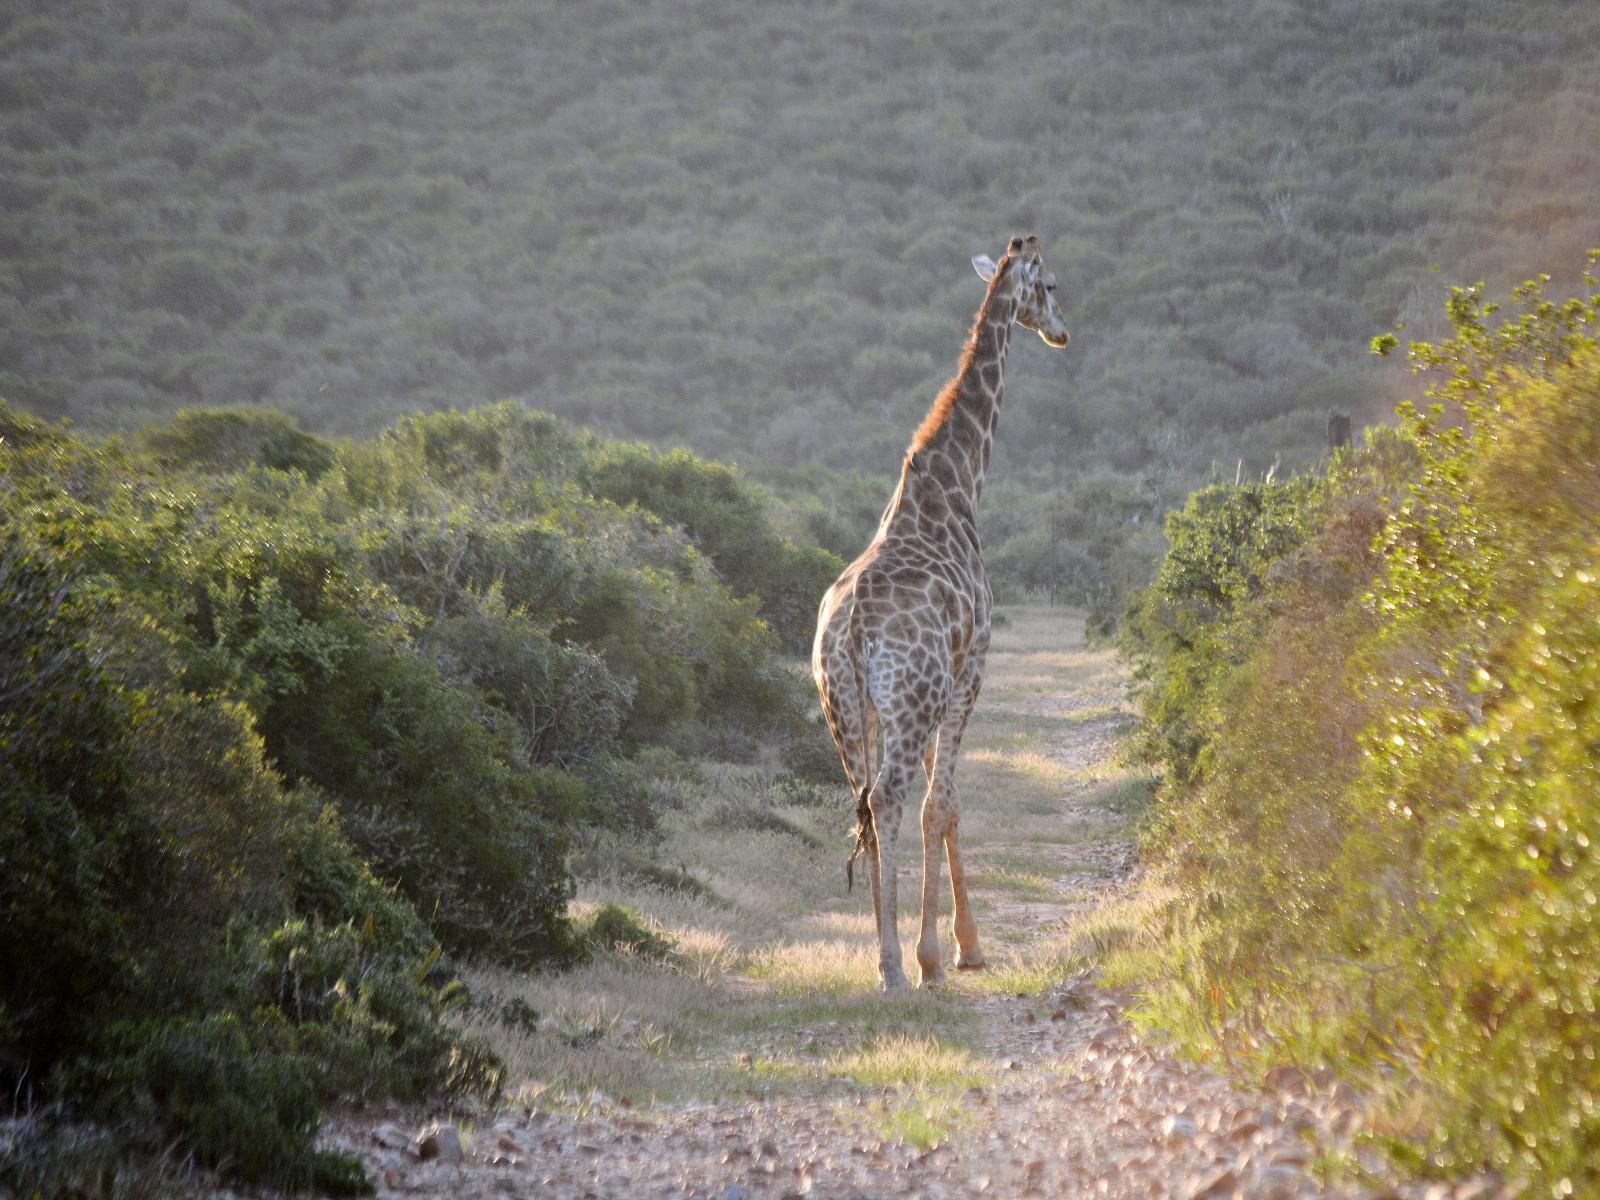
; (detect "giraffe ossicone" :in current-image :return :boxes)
[812,234,1071,991]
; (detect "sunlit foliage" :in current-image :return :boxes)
[1121,258,1600,1193]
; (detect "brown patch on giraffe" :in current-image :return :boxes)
[910,252,1020,453]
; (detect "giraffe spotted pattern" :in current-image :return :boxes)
[812,234,1071,991]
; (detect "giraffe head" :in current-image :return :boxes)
[971,235,1070,348]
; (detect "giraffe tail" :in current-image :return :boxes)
[841,603,876,893]
[845,784,876,893]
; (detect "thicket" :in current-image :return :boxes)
[3,0,1596,619]
[0,398,827,1191]
[1120,259,1600,1194]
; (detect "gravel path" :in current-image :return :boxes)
[325,992,1496,1200]
[319,610,1497,1200]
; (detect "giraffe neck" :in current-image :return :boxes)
[910,268,1021,508]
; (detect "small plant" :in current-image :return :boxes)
[873,1096,967,1152]
[495,995,542,1036]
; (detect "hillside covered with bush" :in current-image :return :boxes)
[0,399,836,1192]
[1117,260,1600,1193]
[2,0,1597,611]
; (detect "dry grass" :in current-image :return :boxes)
[745,937,880,997]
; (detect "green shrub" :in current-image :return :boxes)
[779,718,848,787]
[64,1015,368,1195]
[582,441,843,653]
[138,407,336,478]
[0,393,829,1184]
[262,639,581,965]
[0,470,498,1191]
[257,920,501,1106]
[69,1016,317,1188]
[1123,262,1600,1193]
[579,903,679,963]
[430,607,628,769]
[1419,546,1600,1185]
[281,800,434,960]
[577,750,692,834]
[1120,474,1318,784]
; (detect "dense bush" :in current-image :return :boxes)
[1,392,824,1190]
[582,442,843,653]
[1120,261,1600,1192]
[0,517,479,1193]
[260,636,583,964]
[577,903,679,964]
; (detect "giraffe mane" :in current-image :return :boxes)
[910,252,1016,453]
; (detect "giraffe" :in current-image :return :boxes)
[812,234,1071,991]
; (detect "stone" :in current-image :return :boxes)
[1254,1165,1302,1199]
[1160,1114,1198,1143]
[1262,1065,1313,1095]
[1227,1120,1264,1145]
[1189,1166,1240,1199]
[370,1123,410,1152]
[415,1123,464,1162]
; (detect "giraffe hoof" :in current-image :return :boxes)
[918,970,947,990]
[880,972,912,993]
[955,954,987,971]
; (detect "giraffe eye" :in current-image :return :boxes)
[1045,283,1056,293]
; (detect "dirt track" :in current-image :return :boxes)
[318,609,1492,1200]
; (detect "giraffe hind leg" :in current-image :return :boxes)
[871,696,944,992]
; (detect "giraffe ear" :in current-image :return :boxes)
[971,255,999,283]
